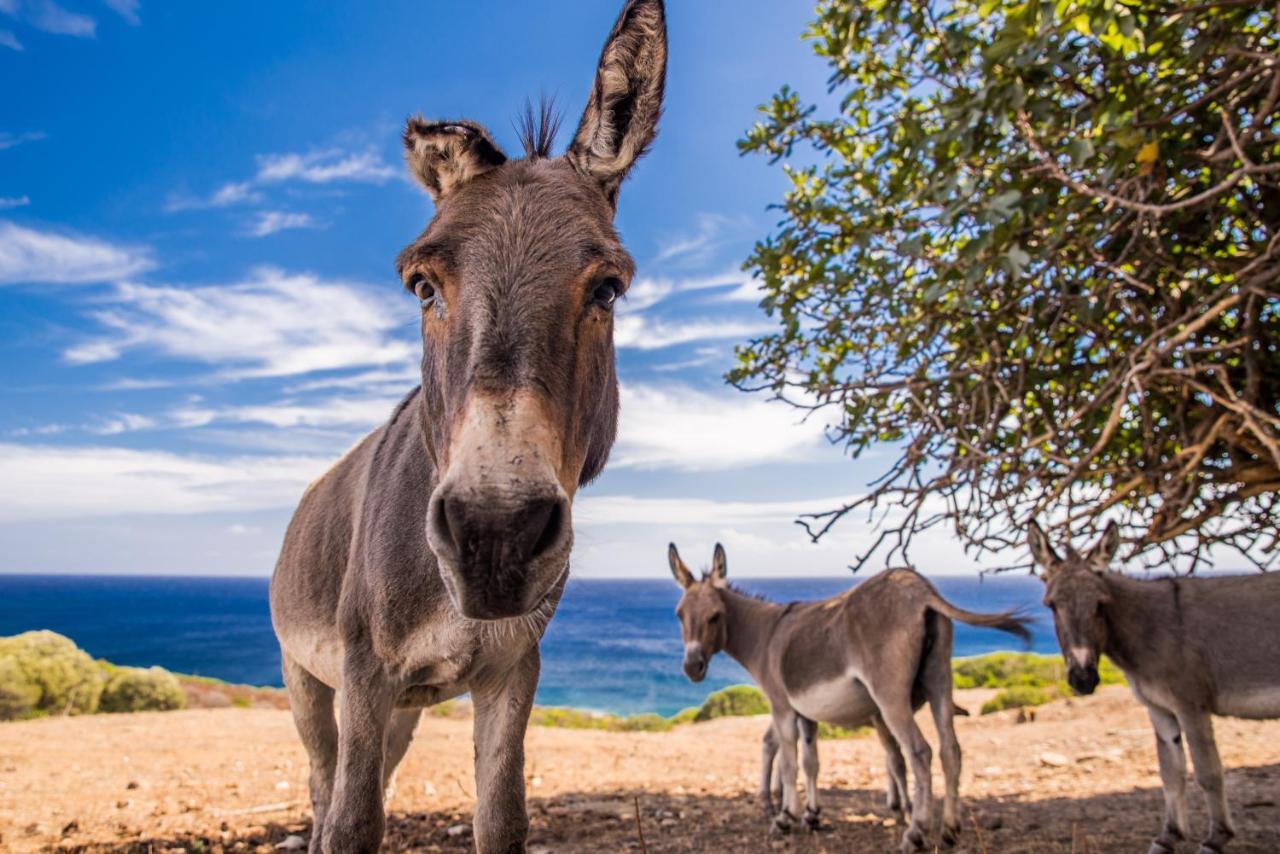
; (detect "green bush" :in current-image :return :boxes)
[99,665,186,713]
[817,722,870,739]
[980,685,1057,714]
[0,631,103,720]
[668,706,700,725]
[693,684,770,722]
[529,706,674,733]
[953,652,1126,692]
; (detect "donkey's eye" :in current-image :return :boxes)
[411,276,437,307]
[591,277,622,309]
[708,613,721,625]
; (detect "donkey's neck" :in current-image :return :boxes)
[721,588,786,681]
[1101,573,1176,675]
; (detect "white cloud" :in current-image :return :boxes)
[244,210,318,238]
[0,195,29,209]
[165,181,262,212]
[0,443,327,520]
[0,28,21,50]
[255,149,396,185]
[614,313,770,350]
[0,130,45,150]
[101,0,139,25]
[170,394,402,431]
[90,413,156,435]
[653,213,750,266]
[612,383,829,471]
[0,220,154,285]
[66,267,416,378]
[25,0,95,37]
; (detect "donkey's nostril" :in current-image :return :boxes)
[428,491,463,558]
[523,495,567,561]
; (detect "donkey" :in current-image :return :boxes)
[268,4,666,851]
[1028,521,1280,854]
[668,543,1030,852]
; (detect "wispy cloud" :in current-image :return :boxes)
[0,130,46,150]
[0,195,30,209]
[100,0,139,25]
[89,412,156,435]
[244,210,318,238]
[169,394,403,431]
[0,220,154,285]
[0,28,21,50]
[23,0,95,37]
[255,149,396,185]
[653,212,751,266]
[614,313,770,351]
[169,147,397,212]
[0,442,327,520]
[65,267,416,378]
[612,382,829,471]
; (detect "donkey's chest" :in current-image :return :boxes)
[392,619,539,705]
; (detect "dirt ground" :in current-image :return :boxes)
[1,686,1278,853]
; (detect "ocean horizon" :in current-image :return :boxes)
[0,573,1056,717]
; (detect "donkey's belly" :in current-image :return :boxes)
[789,676,877,728]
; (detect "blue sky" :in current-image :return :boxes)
[0,1,998,577]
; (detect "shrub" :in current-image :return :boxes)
[99,665,186,713]
[0,631,103,720]
[668,706,700,726]
[693,684,770,722]
[529,706,673,732]
[817,722,870,739]
[953,652,1126,692]
[981,684,1057,715]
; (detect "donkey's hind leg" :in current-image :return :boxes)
[921,616,962,846]
[872,712,910,818]
[282,653,338,854]
[874,690,933,853]
[381,708,422,805]
[798,716,822,830]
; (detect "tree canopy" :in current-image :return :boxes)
[734,0,1280,571]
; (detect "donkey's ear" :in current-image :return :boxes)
[668,543,693,589]
[1087,521,1122,570]
[565,0,666,207]
[710,543,728,587]
[403,118,507,204]
[1027,521,1060,576]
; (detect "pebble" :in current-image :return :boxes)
[1038,751,1069,767]
[446,824,471,838]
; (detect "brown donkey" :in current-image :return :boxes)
[669,543,1030,852]
[1028,521,1280,854]
[269,4,666,851]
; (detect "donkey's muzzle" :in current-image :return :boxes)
[683,651,708,683]
[427,482,571,620]
[1067,665,1100,696]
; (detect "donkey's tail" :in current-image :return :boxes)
[924,593,1033,647]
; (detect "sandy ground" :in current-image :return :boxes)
[1,686,1278,853]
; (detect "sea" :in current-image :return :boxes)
[0,574,1056,717]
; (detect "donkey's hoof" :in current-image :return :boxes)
[941,822,961,848]
[1148,843,1176,854]
[899,825,926,853]
[803,806,822,832]
[770,809,797,837]
[1198,846,1226,854]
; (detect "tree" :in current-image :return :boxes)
[733,0,1280,571]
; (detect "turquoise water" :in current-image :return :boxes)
[0,574,1053,716]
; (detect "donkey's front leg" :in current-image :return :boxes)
[798,716,822,831]
[1180,710,1235,854]
[323,658,394,854]
[768,710,801,836]
[1147,704,1189,854]
[471,645,540,853]
[760,723,780,818]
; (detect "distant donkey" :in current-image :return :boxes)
[668,543,1030,852]
[268,3,666,851]
[1028,521,1280,854]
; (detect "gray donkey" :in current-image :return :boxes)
[1028,521,1280,854]
[268,3,666,851]
[669,543,1030,852]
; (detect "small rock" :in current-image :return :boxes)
[276,835,306,850]
[530,775,543,788]
[275,781,291,791]
[659,818,678,828]
[1039,751,1069,768]
[125,781,140,790]
[446,824,471,838]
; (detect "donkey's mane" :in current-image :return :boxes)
[516,97,562,159]
[714,578,771,603]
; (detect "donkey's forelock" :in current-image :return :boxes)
[516,98,563,160]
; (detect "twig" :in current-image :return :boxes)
[633,795,648,854]
[215,800,299,817]
[971,813,990,854]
